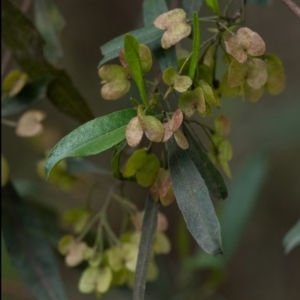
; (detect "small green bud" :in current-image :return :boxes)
[153,231,171,254]
[163,67,192,93]
[178,87,206,117]
[98,65,130,100]
[58,235,74,255]
[263,54,285,95]
[2,69,28,96]
[78,267,99,294]
[96,267,112,294]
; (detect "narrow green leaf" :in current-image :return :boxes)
[143,0,168,26]
[124,34,148,106]
[182,0,204,18]
[205,0,221,15]
[182,123,228,199]
[2,182,67,300]
[2,0,93,123]
[45,109,136,178]
[66,157,111,176]
[2,75,52,117]
[167,137,223,255]
[34,0,65,64]
[188,12,200,80]
[99,25,163,67]
[283,220,300,254]
[186,151,268,270]
[111,139,128,179]
[133,194,159,300]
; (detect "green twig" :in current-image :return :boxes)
[1,119,18,127]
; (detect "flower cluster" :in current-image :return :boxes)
[57,210,171,298]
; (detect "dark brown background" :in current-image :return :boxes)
[2,0,300,299]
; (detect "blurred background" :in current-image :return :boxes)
[2,0,300,299]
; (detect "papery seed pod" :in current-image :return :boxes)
[154,9,191,49]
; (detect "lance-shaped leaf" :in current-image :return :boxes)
[133,194,159,300]
[34,0,65,64]
[167,136,223,255]
[143,0,168,27]
[2,182,68,300]
[99,25,163,67]
[186,150,268,270]
[2,75,52,117]
[124,34,148,106]
[2,0,93,123]
[188,12,200,80]
[182,123,228,199]
[45,109,136,178]
[205,0,221,15]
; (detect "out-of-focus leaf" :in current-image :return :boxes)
[188,12,200,80]
[205,0,221,15]
[13,179,64,246]
[124,35,148,105]
[45,109,136,178]
[187,151,268,269]
[248,0,272,6]
[143,0,168,26]
[142,0,177,71]
[167,137,223,255]
[1,182,68,300]
[283,220,300,254]
[133,194,159,300]
[1,155,10,187]
[2,0,93,123]
[182,124,228,199]
[111,139,128,180]
[1,235,20,280]
[66,157,111,176]
[182,0,204,18]
[221,151,268,261]
[99,26,163,67]
[34,0,65,63]
[1,75,52,117]
[153,46,178,71]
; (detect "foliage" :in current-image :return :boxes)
[1,0,289,300]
